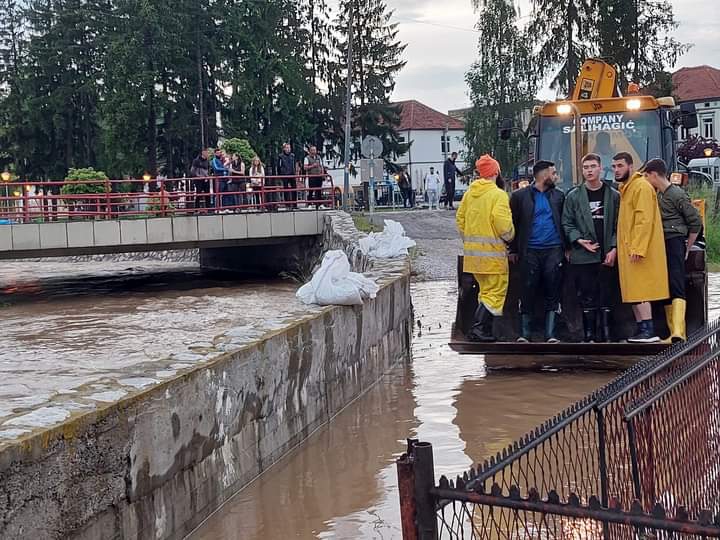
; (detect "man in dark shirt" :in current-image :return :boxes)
[190,148,211,210]
[562,154,620,342]
[643,158,702,342]
[277,142,297,209]
[443,152,461,210]
[509,160,566,343]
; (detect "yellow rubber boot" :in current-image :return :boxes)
[670,298,687,342]
[662,305,673,344]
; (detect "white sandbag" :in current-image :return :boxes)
[297,250,379,306]
[359,219,416,258]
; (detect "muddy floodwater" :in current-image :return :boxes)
[0,261,329,442]
[1,260,718,538]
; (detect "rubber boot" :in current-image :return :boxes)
[545,311,559,344]
[468,305,496,343]
[517,314,532,343]
[662,304,674,344]
[582,310,597,343]
[670,298,687,342]
[598,308,612,343]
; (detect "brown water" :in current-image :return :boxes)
[189,281,632,540]
[0,261,328,442]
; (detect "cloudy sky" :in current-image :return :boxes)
[382,0,720,113]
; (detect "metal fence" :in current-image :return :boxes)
[0,174,336,223]
[397,319,720,539]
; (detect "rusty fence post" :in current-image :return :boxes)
[414,441,438,540]
[397,440,418,540]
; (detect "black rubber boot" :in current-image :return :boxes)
[517,314,532,343]
[545,311,559,343]
[598,308,612,343]
[468,305,496,342]
[582,310,597,343]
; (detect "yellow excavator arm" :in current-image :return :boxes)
[571,59,620,100]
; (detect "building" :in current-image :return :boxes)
[393,100,467,192]
[673,66,720,141]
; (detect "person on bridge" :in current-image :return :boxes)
[643,158,702,343]
[562,153,620,343]
[277,143,298,210]
[211,149,232,212]
[509,160,566,343]
[424,166,442,210]
[190,149,211,211]
[614,152,669,343]
[443,152,462,210]
[303,145,325,208]
[456,154,515,342]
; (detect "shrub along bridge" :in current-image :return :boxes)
[397,320,720,539]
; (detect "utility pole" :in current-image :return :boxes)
[197,25,205,149]
[342,2,354,211]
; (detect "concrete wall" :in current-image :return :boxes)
[0,212,412,540]
[0,211,327,259]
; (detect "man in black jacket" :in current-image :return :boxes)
[509,160,566,343]
[277,143,297,209]
[443,152,461,210]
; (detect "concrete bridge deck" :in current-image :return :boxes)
[0,210,330,259]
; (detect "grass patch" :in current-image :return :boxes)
[688,187,720,265]
[352,213,382,233]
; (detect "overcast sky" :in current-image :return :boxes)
[381,0,720,113]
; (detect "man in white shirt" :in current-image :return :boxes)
[424,167,442,210]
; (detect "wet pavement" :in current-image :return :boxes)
[0,261,327,444]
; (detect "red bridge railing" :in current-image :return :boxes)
[0,174,337,223]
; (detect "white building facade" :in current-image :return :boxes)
[393,100,467,193]
[673,66,720,143]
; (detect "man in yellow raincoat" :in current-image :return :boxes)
[614,152,669,343]
[456,155,515,342]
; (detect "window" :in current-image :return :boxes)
[441,135,450,154]
[703,116,715,139]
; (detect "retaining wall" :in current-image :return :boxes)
[0,212,412,540]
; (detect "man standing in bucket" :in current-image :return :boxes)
[562,153,620,342]
[456,155,515,342]
[642,158,701,342]
[614,152,669,343]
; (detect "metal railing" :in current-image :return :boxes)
[0,174,337,223]
[397,319,720,538]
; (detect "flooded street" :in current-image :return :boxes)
[189,281,615,539]
[1,256,717,537]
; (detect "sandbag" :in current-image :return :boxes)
[359,219,416,258]
[297,250,379,306]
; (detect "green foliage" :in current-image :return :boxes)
[221,138,257,165]
[465,0,535,174]
[61,168,108,196]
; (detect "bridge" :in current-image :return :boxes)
[0,175,335,273]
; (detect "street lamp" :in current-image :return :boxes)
[143,173,152,182]
[704,147,714,158]
[1,171,10,183]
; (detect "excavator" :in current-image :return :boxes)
[450,59,707,368]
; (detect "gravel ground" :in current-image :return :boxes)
[368,210,462,281]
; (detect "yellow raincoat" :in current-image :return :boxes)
[456,179,515,314]
[617,172,669,303]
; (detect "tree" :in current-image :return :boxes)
[465,0,536,174]
[329,0,408,161]
[526,0,595,95]
[597,0,690,91]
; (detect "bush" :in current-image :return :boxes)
[61,167,109,196]
[220,138,257,166]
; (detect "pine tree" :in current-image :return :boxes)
[0,0,28,170]
[526,0,595,95]
[329,0,408,161]
[466,0,536,173]
[597,0,689,91]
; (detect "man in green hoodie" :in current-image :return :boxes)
[562,153,620,342]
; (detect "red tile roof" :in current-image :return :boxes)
[673,66,720,102]
[394,100,465,131]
